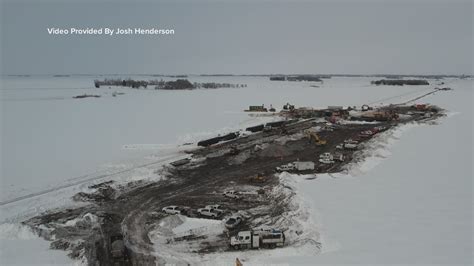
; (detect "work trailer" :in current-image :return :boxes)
[230,229,285,249]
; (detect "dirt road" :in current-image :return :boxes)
[23,105,444,265]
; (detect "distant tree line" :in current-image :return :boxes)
[371,79,429,86]
[194,82,247,89]
[269,75,326,82]
[94,78,151,88]
[94,78,246,90]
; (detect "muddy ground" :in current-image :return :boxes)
[23,105,444,265]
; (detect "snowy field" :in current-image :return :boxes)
[1,76,472,265]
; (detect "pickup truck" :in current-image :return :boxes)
[162,205,183,215]
[205,204,225,214]
[197,207,221,218]
[277,161,315,172]
[336,140,358,150]
[223,190,242,199]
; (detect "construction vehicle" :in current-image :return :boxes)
[304,130,327,146]
[230,229,285,250]
[249,173,266,183]
[282,103,295,111]
[361,104,372,111]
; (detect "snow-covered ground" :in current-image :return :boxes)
[1,76,472,265]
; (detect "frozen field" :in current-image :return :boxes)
[1,76,472,265]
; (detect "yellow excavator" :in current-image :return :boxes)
[304,130,327,146]
[248,173,266,183]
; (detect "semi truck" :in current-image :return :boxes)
[229,229,285,249]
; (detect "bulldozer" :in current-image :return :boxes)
[304,130,327,146]
[248,173,267,183]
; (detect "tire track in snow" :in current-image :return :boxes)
[0,155,181,206]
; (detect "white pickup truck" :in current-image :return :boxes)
[197,208,220,218]
[223,190,242,199]
[161,206,183,215]
[197,205,224,218]
[206,204,224,214]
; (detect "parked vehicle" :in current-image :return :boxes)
[276,163,295,172]
[162,206,182,215]
[205,204,225,214]
[225,216,243,229]
[359,130,374,137]
[375,125,387,131]
[319,152,334,164]
[230,229,285,249]
[223,190,242,199]
[333,153,345,162]
[197,207,221,218]
[249,173,266,183]
[336,140,358,150]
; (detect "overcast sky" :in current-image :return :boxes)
[1,0,472,75]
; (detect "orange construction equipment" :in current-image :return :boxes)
[304,130,327,146]
[249,173,266,183]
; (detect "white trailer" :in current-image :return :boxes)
[230,230,285,250]
[276,161,315,172]
[293,161,315,171]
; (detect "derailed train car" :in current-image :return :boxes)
[197,132,240,147]
[246,124,265,133]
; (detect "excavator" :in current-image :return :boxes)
[304,130,327,146]
[248,173,266,183]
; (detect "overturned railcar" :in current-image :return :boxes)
[265,121,285,128]
[197,132,240,147]
[197,136,223,147]
[246,124,265,132]
[220,132,240,141]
